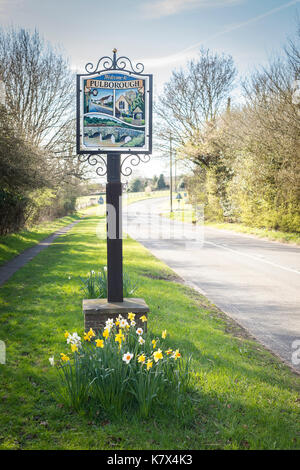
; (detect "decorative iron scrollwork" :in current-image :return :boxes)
[85,48,145,75]
[78,154,107,176]
[121,154,151,177]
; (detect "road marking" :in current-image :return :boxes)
[205,240,300,275]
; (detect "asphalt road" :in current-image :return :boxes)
[124,197,300,371]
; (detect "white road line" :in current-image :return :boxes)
[205,240,300,275]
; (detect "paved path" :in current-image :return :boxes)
[0,219,83,287]
[125,197,300,371]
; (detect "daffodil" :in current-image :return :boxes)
[130,320,136,327]
[67,332,81,346]
[105,318,114,330]
[95,339,104,348]
[60,353,70,362]
[172,349,181,360]
[128,312,135,321]
[138,353,146,364]
[122,352,133,364]
[152,339,157,349]
[71,343,78,353]
[103,328,110,339]
[138,336,145,345]
[136,327,143,336]
[146,359,153,370]
[84,332,91,341]
[166,348,173,355]
[162,330,167,339]
[88,328,95,338]
[153,349,163,362]
[140,315,147,323]
[115,330,125,345]
[119,318,129,329]
[64,331,70,339]
[49,356,54,366]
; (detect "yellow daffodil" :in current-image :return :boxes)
[115,330,125,345]
[140,315,147,322]
[84,332,91,341]
[64,331,70,339]
[138,353,146,364]
[146,360,153,370]
[162,330,167,339]
[60,353,70,362]
[103,328,109,339]
[153,349,163,362]
[166,348,173,355]
[88,328,95,338]
[152,339,157,349]
[95,339,104,348]
[172,349,181,360]
[128,312,135,321]
[71,344,78,353]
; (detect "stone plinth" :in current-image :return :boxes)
[83,298,149,333]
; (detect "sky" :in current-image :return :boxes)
[0,0,299,179]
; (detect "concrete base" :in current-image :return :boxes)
[83,298,149,333]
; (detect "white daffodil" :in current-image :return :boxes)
[136,328,143,336]
[67,332,81,347]
[122,352,133,364]
[138,336,145,345]
[106,318,114,328]
[49,356,54,366]
[119,318,129,329]
[116,314,123,323]
[130,320,136,327]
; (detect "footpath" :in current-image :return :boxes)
[0,218,83,287]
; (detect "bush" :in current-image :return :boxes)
[50,315,192,419]
[0,189,29,235]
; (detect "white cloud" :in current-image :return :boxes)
[140,0,242,19]
[141,0,300,68]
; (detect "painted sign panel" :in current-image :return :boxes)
[77,71,152,154]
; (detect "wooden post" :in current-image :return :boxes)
[106,153,123,302]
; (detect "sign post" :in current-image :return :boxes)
[77,49,152,325]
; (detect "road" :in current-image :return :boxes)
[124,197,300,371]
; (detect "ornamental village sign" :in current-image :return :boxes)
[77,49,152,331]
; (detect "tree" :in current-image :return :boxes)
[129,178,144,193]
[155,47,237,161]
[157,174,167,190]
[0,27,75,152]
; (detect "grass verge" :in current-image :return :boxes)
[0,214,299,450]
[0,214,82,267]
[160,199,300,245]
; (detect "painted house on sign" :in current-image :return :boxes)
[116,94,131,114]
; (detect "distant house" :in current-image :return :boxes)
[100,95,113,106]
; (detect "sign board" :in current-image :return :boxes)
[77,71,152,154]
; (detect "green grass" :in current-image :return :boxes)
[0,214,82,267]
[0,191,169,269]
[204,221,300,245]
[0,214,299,450]
[160,198,300,245]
